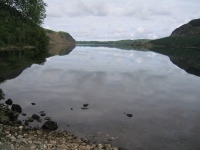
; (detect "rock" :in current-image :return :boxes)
[25,120,29,126]
[83,104,89,107]
[0,115,10,124]
[31,103,36,105]
[22,113,26,116]
[126,114,132,117]
[44,117,51,120]
[32,114,40,120]
[5,99,13,105]
[40,113,46,116]
[28,118,34,122]
[11,104,22,113]
[42,121,58,131]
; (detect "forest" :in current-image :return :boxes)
[0,0,49,49]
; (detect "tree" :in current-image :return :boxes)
[0,0,47,25]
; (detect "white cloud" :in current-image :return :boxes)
[43,0,200,41]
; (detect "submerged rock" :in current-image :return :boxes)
[42,121,58,131]
[11,104,22,113]
[31,103,36,105]
[126,114,132,118]
[32,114,40,120]
[5,99,13,105]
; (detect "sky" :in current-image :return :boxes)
[42,0,200,41]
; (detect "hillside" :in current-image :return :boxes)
[45,29,76,45]
[170,19,200,37]
[150,19,200,48]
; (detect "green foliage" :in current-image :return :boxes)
[0,1,49,49]
[150,35,200,48]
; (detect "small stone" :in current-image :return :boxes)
[22,113,27,116]
[31,103,36,105]
[19,126,23,130]
[32,114,40,120]
[44,117,51,120]
[10,136,16,141]
[28,118,34,122]
[25,120,29,126]
[40,113,46,116]
[42,121,58,131]
[98,144,103,149]
[5,99,13,105]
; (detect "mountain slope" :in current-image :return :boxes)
[45,29,76,45]
[170,19,200,37]
[150,18,200,48]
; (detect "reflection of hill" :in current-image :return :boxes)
[150,48,200,77]
[77,44,148,51]
[170,57,200,77]
[0,49,48,83]
[48,44,75,56]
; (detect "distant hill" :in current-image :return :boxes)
[45,29,76,45]
[170,19,200,37]
[150,19,200,48]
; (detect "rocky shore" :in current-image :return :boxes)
[0,101,119,150]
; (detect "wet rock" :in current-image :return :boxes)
[22,113,26,116]
[44,117,51,120]
[42,121,58,131]
[40,113,46,116]
[31,103,36,105]
[5,99,13,105]
[28,118,34,122]
[126,114,132,117]
[11,104,22,113]
[25,120,29,126]
[83,104,89,107]
[32,114,40,120]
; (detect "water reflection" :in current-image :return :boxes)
[1,46,200,150]
[48,44,75,56]
[150,47,200,77]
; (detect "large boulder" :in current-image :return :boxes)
[11,104,22,113]
[42,121,58,131]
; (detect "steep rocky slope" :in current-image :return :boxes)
[170,19,200,37]
[45,29,76,45]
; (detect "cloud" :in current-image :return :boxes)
[43,0,200,41]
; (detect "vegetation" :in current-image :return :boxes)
[150,34,200,48]
[0,0,49,49]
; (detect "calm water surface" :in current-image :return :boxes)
[1,46,200,150]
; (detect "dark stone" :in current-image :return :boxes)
[42,121,58,131]
[28,118,34,122]
[11,104,22,113]
[32,114,40,120]
[126,114,133,117]
[40,113,46,116]
[22,113,26,116]
[25,120,29,126]
[31,103,36,105]
[5,99,13,105]
[83,104,89,107]
[71,108,73,110]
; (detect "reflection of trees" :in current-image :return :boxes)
[0,49,48,83]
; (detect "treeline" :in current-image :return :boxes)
[0,1,49,49]
[150,34,200,48]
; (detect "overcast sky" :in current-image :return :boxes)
[42,0,200,41]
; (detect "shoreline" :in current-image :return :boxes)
[0,102,119,150]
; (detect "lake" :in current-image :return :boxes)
[1,46,200,150]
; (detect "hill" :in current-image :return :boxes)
[150,19,200,48]
[45,29,76,45]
